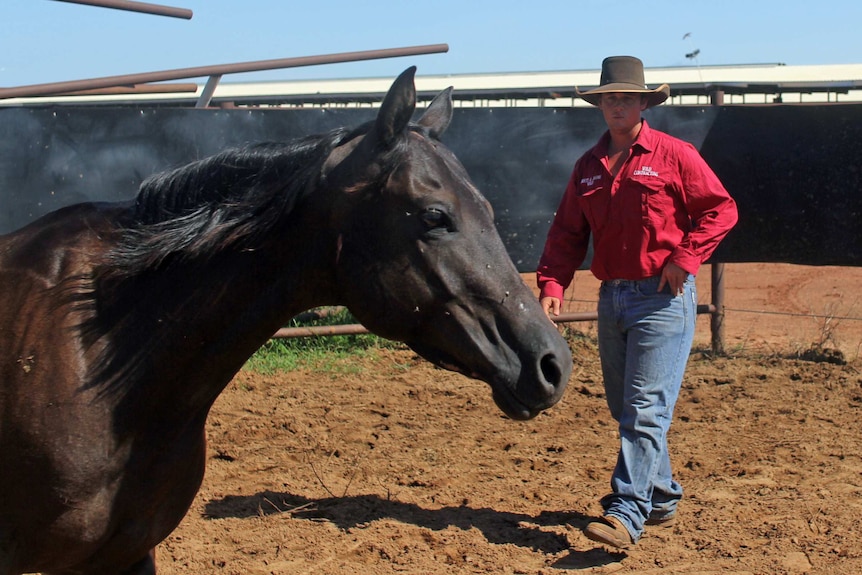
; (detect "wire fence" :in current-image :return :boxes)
[723,308,862,322]
[561,296,862,323]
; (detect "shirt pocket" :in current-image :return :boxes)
[579,185,610,234]
[635,177,677,229]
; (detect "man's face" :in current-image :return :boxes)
[598,93,647,131]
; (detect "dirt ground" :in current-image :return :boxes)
[155,263,862,575]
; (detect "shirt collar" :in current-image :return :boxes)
[593,119,656,158]
[635,119,657,153]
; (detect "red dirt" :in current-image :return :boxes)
[154,263,862,575]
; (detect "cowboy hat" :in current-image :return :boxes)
[576,56,670,108]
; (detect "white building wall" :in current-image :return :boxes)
[4,63,862,107]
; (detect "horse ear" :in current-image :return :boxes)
[417,87,454,139]
[374,66,418,148]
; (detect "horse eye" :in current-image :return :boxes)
[420,208,451,232]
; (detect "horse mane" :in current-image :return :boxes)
[103,125,365,278]
[73,124,382,402]
[75,121,410,402]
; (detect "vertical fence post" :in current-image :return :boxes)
[709,88,727,355]
[710,262,726,354]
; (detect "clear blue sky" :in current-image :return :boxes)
[3,0,861,87]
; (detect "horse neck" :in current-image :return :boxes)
[98,213,342,420]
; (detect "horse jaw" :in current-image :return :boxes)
[405,342,524,420]
[398,292,570,422]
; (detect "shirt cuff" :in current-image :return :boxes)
[671,248,701,277]
[538,281,565,301]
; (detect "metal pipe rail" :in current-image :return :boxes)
[56,83,199,96]
[273,304,718,339]
[0,44,450,100]
[51,0,193,19]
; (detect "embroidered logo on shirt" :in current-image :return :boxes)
[633,165,659,177]
[580,175,602,186]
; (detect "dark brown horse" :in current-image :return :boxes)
[0,67,571,575]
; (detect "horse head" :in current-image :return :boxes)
[321,67,571,420]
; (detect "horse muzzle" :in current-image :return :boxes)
[408,338,571,420]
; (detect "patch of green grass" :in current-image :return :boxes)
[243,308,403,374]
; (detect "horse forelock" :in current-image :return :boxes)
[405,127,487,209]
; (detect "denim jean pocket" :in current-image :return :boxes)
[633,276,664,297]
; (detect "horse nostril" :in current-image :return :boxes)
[540,353,566,394]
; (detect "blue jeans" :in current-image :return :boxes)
[596,274,696,542]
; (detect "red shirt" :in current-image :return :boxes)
[537,120,738,301]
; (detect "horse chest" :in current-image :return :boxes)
[6,426,207,574]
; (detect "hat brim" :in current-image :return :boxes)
[575,83,670,108]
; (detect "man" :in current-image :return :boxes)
[537,56,738,548]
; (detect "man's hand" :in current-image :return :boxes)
[540,296,561,320]
[659,262,688,296]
